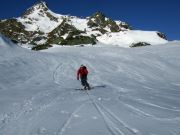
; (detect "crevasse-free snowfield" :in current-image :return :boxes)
[0,35,180,135]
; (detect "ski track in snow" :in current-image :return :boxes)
[133,98,180,112]
[53,63,63,85]
[86,91,125,135]
[56,102,88,135]
[52,58,80,89]
[117,96,180,122]
[119,94,180,112]
[124,102,180,122]
[0,89,65,132]
[0,86,83,135]
[86,91,140,135]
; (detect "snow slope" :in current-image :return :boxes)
[0,35,180,135]
[97,30,168,47]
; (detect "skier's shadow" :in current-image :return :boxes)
[75,85,106,90]
[91,85,106,89]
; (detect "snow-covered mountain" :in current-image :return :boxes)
[19,1,63,33]
[0,1,167,49]
[0,32,180,135]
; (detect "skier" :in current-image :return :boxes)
[77,65,90,90]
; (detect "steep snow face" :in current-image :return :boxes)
[0,35,180,135]
[97,30,168,47]
[70,17,103,36]
[17,2,64,33]
[70,17,88,31]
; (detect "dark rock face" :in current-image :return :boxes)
[87,11,131,33]
[47,19,93,45]
[32,44,52,51]
[130,42,151,47]
[60,36,96,45]
[0,19,31,44]
[157,32,167,40]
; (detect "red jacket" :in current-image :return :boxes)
[77,66,88,80]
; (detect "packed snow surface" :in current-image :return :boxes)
[0,35,180,135]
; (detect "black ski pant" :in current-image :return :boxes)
[80,75,89,88]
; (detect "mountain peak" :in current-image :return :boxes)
[33,1,48,9]
[93,11,106,18]
[89,11,106,20]
[22,1,48,17]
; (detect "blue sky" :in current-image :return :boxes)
[0,0,179,40]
